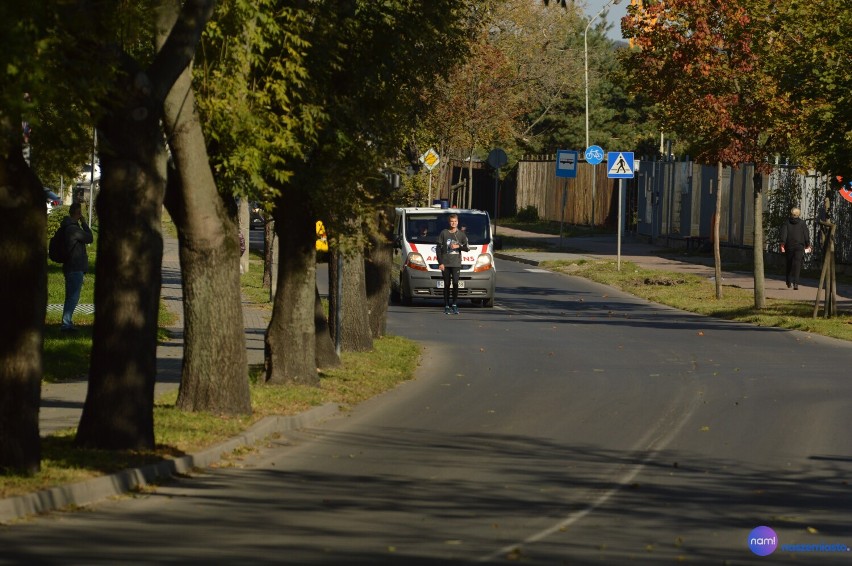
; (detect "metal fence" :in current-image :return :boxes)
[516,157,852,266]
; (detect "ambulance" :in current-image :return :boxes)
[391,206,497,307]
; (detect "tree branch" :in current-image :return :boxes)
[149,0,218,104]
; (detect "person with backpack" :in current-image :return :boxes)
[60,203,93,331]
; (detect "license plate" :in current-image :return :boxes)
[437,280,465,289]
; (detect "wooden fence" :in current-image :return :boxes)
[516,156,618,227]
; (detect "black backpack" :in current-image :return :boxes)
[48,225,69,263]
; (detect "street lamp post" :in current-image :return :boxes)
[584,0,621,227]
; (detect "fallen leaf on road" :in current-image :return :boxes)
[505,547,523,560]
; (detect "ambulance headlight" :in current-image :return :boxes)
[406,252,428,271]
[473,253,493,272]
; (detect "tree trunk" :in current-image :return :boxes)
[265,191,318,385]
[329,242,373,353]
[713,162,723,300]
[76,0,218,450]
[162,60,251,415]
[0,147,45,473]
[238,197,249,274]
[314,285,339,369]
[262,219,274,289]
[76,75,166,450]
[365,208,393,338]
[467,142,476,208]
[752,170,765,309]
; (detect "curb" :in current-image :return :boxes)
[494,252,541,266]
[0,402,341,524]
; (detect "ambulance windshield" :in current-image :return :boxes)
[406,212,490,245]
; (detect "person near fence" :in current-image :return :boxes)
[779,207,811,290]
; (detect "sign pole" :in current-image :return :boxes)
[493,168,500,236]
[584,146,604,227]
[591,166,596,228]
[335,251,343,356]
[487,148,509,235]
[421,148,440,206]
[559,179,567,247]
[617,178,623,272]
[554,149,579,249]
[605,151,634,272]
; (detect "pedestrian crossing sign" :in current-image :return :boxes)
[607,152,635,179]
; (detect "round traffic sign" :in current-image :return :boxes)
[487,148,508,169]
[585,145,604,165]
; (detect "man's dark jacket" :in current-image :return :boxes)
[780,217,809,249]
[61,216,94,273]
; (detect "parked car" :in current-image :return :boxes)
[44,188,61,213]
[250,202,265,230]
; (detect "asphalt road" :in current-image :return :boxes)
[1,259,850,564]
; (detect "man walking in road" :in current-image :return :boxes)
[779,207,811,290]
[61,203,94,331]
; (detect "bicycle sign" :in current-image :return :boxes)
[585,145,604,165]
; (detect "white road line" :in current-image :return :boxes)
[477,389,703,562]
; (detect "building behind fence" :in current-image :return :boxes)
[515,156,852,269]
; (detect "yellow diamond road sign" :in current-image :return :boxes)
[421,148,440,171]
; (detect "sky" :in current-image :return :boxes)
[583,0,629,42]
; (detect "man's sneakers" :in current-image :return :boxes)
[444,305,460,315]
[452,305,459,315]
[60,324,78,332]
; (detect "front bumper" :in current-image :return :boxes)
[402,266,495,298]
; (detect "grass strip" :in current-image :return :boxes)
[542,258,852,341]
[3,335,420,498]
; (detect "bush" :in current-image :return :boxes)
[516,205,539,223]
[47,206,68,240]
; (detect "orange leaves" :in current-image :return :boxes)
[620,0,797,167]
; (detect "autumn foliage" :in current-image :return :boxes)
[621,0,797,171]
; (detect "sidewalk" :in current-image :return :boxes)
[39,237,273,436]
[2,237,337,524]
[494,225,852,309]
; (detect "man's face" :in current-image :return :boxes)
[449,217,458,229]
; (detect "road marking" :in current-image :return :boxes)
[477,389,702,562]
[524,268,550,273]
[46,304,94,315]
